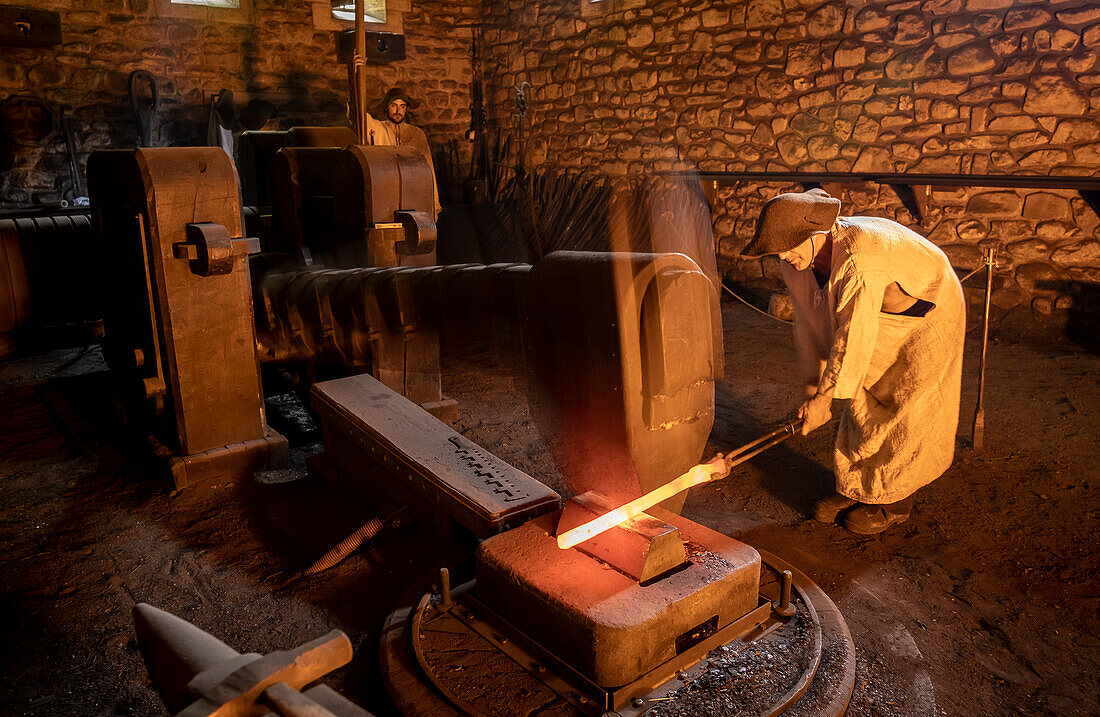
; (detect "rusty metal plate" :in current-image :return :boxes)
[0,8,61,49]
[411,592,576,716]
[336,29,406,63]
[0,95,54,145]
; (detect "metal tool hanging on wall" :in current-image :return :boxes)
[0,6,61,48]
[0,94,54,145]
[128,70,158,147]
[59,106,87,204]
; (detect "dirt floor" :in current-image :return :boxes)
[0,300,1097,716]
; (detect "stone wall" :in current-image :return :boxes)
[0,0,476,208]
[478,0,1100,338]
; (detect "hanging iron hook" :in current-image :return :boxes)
[513,81,531,119]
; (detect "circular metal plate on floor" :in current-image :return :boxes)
[380,551,854,716]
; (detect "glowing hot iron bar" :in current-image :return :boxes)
[557,419,803,550]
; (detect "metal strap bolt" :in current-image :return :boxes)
[775,569,796,617]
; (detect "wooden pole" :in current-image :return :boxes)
[354,0,368,144]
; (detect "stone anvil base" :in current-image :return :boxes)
[474,508,761,688]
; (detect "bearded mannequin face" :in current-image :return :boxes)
[386,99,408,124]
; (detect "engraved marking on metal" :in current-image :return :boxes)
[448,435,531,502]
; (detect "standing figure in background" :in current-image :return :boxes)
[365,87,440,218]
[741,188,966,535]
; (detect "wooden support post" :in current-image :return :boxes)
[354,0,368,144]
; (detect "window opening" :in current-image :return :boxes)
[171,0,240,8]
[332,0,386,23]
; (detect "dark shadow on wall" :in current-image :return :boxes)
[273,67,347,129]
[276,68,315,128]
[242,28,260,95]
[154,103,207,148]
[1037,280,1100,354]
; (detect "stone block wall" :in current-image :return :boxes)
[478,0,1100,338]
[0,0,476,208]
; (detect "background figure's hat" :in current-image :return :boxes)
[382,87,419,111]
[239,99,277,131]
[740,188,841,258]
[211,89,238,129]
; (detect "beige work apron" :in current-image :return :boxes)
[782,249,966,504]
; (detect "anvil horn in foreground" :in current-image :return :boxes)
[133,603,373,717]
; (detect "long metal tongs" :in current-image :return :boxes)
[128,70,158,147]
[718,418,805,473]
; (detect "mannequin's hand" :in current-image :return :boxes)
[798,393,833,435]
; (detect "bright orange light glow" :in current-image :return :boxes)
[556,455,728,550]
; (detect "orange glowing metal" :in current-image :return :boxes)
[556,419,803,551]
[556,455,729,550]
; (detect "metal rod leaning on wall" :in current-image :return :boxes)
[972,245,997,450]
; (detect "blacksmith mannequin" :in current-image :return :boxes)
[742,189,965,535]
[363,87,440,218]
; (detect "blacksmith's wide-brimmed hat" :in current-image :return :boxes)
[740,188,841,258]
[382,87,419,111]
